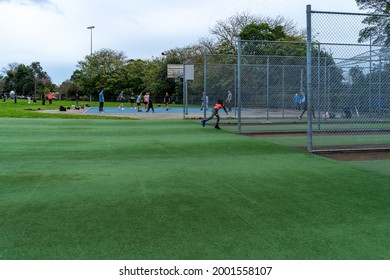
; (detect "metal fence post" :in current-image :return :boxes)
[266,56,270,121]
[203,51,207,120]
[317,43,321,131]
[237,38,242,134]
[307,4,313,152]
[183,63,186,119]
[282,65,285,118]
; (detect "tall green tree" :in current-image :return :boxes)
[143,58,177,103]
[356,0,390,45]
[74,48,127,99]
[205,12,305,54]
[0,74,4,93]
[239,23,298,41]
[1,62,52,97]
[238,22,306,57]
[59,80,82,99]
[116,59,147,95]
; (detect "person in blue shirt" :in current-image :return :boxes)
[294,93,301,110]
[99,90,104,113]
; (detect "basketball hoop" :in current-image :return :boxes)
[167,64,184,79]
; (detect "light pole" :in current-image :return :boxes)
[87,26,95,55]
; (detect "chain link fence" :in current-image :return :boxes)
[307,6,390,151]
[197,6,389,152]
[238,40,308,132]
[183,57,237,120]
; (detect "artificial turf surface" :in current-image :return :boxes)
[0,118,389,259]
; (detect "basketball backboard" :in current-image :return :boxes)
[167,64,183,79]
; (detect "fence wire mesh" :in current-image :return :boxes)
[200,7,389,152]
[239,41,307,128]
[309,8,390,151]
[183,56,238,121]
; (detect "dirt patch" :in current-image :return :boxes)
[249,133,390,161]
[315,150,390,161]
[249,132,307,137]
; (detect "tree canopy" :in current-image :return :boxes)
[356,0,390,45]
[1,62,55,97]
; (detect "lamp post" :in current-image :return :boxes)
[87,26,95,55]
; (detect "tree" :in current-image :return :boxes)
[161,44,204,64]
[0,74,4,93]
[74,48,127,99]
[356,0,390,45]
[207,12,305,54]
[142,58,177,103]
[239,22,306,57]
[239,23,294,41]
[1,62,53,97]
[116,59,147,95]
[160,44,207,102]
[59,80,82,99]
[208,11,257,54]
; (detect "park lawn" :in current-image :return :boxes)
[0,99,134,119]
[0,118,389,260]
[0,98,184,119]
[349,159,390,176]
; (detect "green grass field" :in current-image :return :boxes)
[0,115,389,260]
[0,99,136,119]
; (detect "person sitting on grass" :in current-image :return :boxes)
[201,99,228,129]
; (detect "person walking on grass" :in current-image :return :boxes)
[201,99,228,129]
[41,93,45,106]
[48,92,53,105]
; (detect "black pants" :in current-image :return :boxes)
[99,102,104,112]
[300,105,315,118]
[146,102,154,112]
[205,108,220,126]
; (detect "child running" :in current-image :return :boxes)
[201,99,228,129]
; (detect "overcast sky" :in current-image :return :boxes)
[0,0,362,85]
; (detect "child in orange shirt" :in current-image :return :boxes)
[201,99,228,129]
